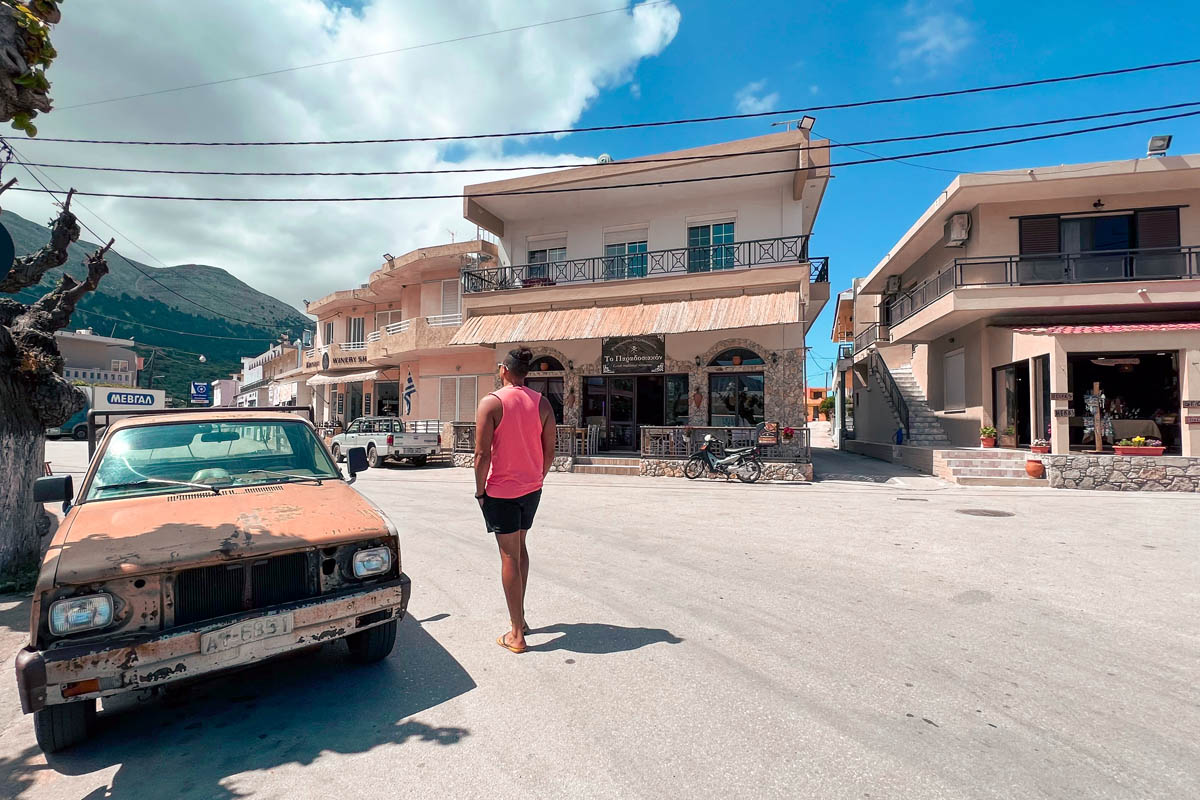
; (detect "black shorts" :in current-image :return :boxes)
[480,490,542,535]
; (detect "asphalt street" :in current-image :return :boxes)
[1,440,1198,799]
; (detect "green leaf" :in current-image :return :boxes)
[25,122,37,137]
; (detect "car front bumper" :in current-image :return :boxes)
[15,572,411,713]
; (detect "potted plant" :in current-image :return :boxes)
[998,424,1017,448]
[1030,438,1051,454]
[1025,457,1045,479]
[781,426,795,443]
[979,426,997,448]
[1113,437,1166,456]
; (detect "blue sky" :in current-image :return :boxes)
[490,0,1200,386]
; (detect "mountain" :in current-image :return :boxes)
[2,210,313,403]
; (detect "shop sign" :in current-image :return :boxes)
[332,354,368,366]
[1053,408,1073,418]
[758,422,779,446]
[601,335,665,375]
[364,392,372,415]
[1182,399,1200,408]
[1186,416,1200,425]
[1050,392,1072,401]
[336,392,344,416]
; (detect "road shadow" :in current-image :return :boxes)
[1,616,474,799]
[0,593,31,633]
[810,447,927,484]
[525,622,683,654]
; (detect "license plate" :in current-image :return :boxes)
[200,613,294,655]
[401,448,426,454]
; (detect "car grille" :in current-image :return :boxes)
[173,552,316,627]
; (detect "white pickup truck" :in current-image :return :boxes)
[330,416,441,467]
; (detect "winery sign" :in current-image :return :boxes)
[601,335,665,374]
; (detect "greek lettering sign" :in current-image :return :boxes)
[1183,399,1200,409]
[601,335,665,375]
[190,382,210,405]
[1053,408,1074,418]
[1050,392,1072,401]
[108,391,156,406]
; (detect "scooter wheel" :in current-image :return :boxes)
[684,455,706,480]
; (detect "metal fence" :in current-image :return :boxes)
[853,323,889,354]
[461,236,823,292]
[451,422,574,456]
[867,350,908,436]
[639,426,811,462]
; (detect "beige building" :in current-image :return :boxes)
[56,329,138,387]
[235,342,301,408]
[452,128,832,453]
[838,151,1200,484]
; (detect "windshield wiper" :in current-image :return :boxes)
[95,478,221,495]
[245,469,325,486]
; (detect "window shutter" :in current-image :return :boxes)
[441,279,460,316]
[439,377,457,421]
[943,350,965,411]
[457,377,477,422]
[604,227,648,246]
[1136,209,1180,248]
[1019,217,1060,255]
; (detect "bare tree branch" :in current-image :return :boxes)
[0,187,79,293]
[21,236,110,332]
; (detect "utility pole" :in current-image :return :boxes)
[142,348,157,389]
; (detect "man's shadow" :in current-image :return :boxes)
[524,623,682,654]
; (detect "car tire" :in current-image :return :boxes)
[331,443,342,463]
[73,426,88,441]
[366,445,380,469]
[345,619,397,664]
[34,699,95,753]
[413,456,428,467]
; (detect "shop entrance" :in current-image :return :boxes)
[1067,351,1180,452]
[346,383,364,424]
[584,374,689,451]
[993,361,1031,446]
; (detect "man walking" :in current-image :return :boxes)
[474,347,556,653]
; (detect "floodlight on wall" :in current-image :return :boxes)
[799,115,816,131]
[1146,135,1172,157]
[383,253,394,261]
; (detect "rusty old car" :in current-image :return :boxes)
[16,408,411,752]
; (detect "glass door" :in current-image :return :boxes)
[608,377,636,450]
[346,383,364,424]
[992,362,1031,446]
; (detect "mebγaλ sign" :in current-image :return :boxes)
[108,391,157,406]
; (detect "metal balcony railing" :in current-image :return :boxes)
[366,331,381,343]
[461,235,824,292]
[837,343,854,361]
[426,313,463,327]
[867,350,909,437]
[337,341,367,352]
[853,323,889,354]
[887,245,1199,327]
[383,319,412,335]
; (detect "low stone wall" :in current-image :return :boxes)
[451,453,573,471]
[1044,454,1200,492]
[640,458,813,482]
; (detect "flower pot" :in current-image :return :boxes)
[1030,445,1051,454]
[980,437,996,448]
[998,434,1017,448]
[1025,459,1045,479]
[1113,446,1166,456]
[731,355,743,366]
[539,362,550,371]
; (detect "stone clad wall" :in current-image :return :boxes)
[641,458,812,482]
[1044,454,1200,492]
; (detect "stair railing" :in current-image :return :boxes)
[868,350,910,438]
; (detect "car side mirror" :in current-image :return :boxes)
[346,446,369,477]
[34,475,73,509]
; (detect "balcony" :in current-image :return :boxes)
[887,245,1200,328]
[461,235,825,293]
[853,323,890,354]
[366,315,466,363]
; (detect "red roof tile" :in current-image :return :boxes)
[1011,322,1200,335]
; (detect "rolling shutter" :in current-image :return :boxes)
[439,378,457,421]
[1136,209,1180,248]
[456,377,478,423]
[1019,217,1060,255]
[943,350,965,411]
[441,279,461,316]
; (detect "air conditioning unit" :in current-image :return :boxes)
[884,275,901,295]
[945,212,971,247]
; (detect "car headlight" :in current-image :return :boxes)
[49,594,114,635]
[352,546,392,578]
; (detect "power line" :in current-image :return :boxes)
[6,140,295,328]
[21,56,1200,147]
[16,100,1200,178]
[55,2,672,111]
[11,108,1199,202]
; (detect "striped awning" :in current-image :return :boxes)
[450,290,801,346]
[306,369,381,386]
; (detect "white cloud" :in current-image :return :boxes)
[6,0,681,310]
[896,2,972,71]
[733,80,779,115]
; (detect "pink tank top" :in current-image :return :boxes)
[486,385,546,499]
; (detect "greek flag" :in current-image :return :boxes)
[403,371,416,415]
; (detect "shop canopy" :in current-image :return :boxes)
[306,369,381,386]
[450,289,801,346]
[1012,322,1200,335]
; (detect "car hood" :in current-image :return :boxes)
[50,481,393,585]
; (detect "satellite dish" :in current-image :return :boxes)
[597,154,613,164]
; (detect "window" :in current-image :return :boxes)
[708,348,764,367]
[376,310,404,329]
[709,373,765,426]
[347,317,366,344]
[526,377,565,424]
[688,222,735,272]
[527,246,566,280]
[323,321,334,346]
[438,376,478,422]
[345,419,361,435]
[441,279,461,317]
[943,349,965,411]
[111,359,129,372]
[603,229,649,280]
[529,356,564,372]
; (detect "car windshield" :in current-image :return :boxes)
[85,420,340,501]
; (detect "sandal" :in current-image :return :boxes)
[497,633,526,654]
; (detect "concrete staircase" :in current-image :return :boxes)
[873,363,953,448]
[932,449,1046,487]
[573,456,641,476]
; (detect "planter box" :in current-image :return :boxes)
[1030,445,1051,454]
[998,434,1017,448]
[1113,446,1166,456]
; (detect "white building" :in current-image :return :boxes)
[56,329,138,387]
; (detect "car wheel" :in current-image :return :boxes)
[346,619,397,664]
[73,426,88,441]
[684,455,706,480]
[413,456,428,467]
[366,445,380,469]
[34,699,95,753]
[331,443,342,463]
